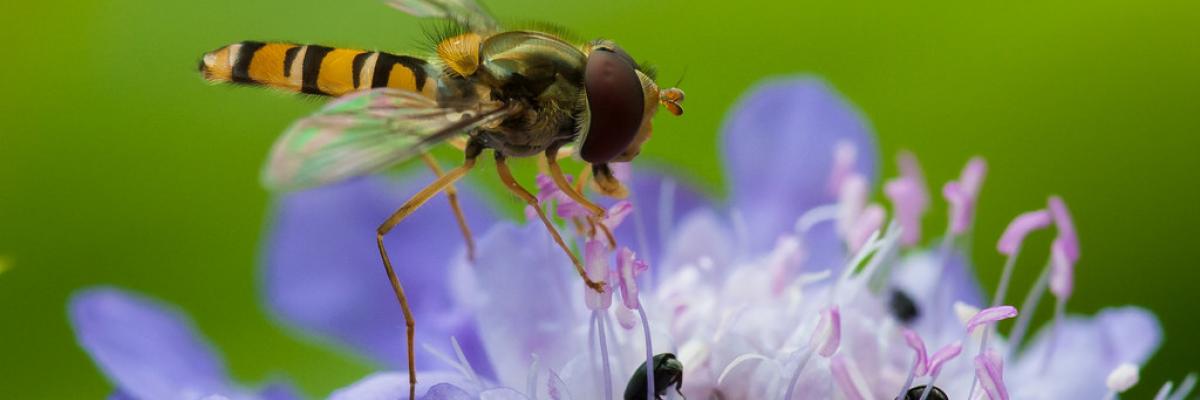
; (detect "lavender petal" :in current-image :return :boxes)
[263,175,496,375]
[721,77,879,255]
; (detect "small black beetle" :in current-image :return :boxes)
[624,353,685,400]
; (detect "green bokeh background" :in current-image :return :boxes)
[2,0,1197,397]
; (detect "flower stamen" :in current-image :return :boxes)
[896,328,929,400]
[831,354,871,400]
[974,349,1009,400]
[920,341,963,400]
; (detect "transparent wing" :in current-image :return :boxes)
[386,0,501,34]
[263,88,508,191]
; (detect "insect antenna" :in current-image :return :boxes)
[673,65,689,88]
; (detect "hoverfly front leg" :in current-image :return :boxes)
[574,162,592,194]
[420,153,476,261]
[375,145,481,400]
[544,146,616,248]
[544,146,606,218]
[495,152,606,293]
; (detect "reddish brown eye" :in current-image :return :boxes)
[579,48,645,164]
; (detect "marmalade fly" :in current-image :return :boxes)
[198,0,685,396]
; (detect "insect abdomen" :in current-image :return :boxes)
[199,41,437,98]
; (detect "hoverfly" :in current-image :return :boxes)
[198,0,684,396]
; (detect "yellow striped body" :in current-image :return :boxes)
[199,42,438,98]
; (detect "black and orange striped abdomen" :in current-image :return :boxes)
[199,41,438,98]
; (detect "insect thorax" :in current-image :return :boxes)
[437,31,589,158]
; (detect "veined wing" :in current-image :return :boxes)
[263,88,509,191]
[386,0,501,34]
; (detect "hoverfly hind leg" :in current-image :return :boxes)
[375,151,479,400]
[421,153,476,261]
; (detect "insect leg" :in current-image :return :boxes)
[591,216,617,248]
[494,153,606,293]
[542,154,614,248]
[421,153,476,261]
[574,163,592,193]
[376,154,478,400]
[544,147,606,217]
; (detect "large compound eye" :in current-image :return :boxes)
[579,47,645,164]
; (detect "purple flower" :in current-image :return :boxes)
[266,78,1172,399]
[67,287,301,400]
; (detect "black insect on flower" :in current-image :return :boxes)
[625,353,685,400]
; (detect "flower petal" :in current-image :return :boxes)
[891,250,985,337]
[722,77,878,254]
[328,372,480,400]
[479,388,530,400]
[612,167,709,267]
[449,222,586,388]
[69,287,238,400]
[258,381,302,400]
[660,209,736,275]
[1010,307,1161,399]
[546,370,573,400]
[263,175,496,374]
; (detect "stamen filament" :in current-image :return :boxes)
[1169,373,1197,400]
[1154,381,1174,400]
[896,353,921,400]
[969,248,1022,398]
[596,311,614,400]
[636,304,655,400]
[1039,296,1067,373]
[918,371,942,400]
[451,336,482,388]
[897,329,928,400]
[830,355,870,400]
[794,204,840,234]
[783,348,816,400]
[588,312,600,395]
[932,226,957,333]
[527,354,540,400]
[1008,257,1052,357]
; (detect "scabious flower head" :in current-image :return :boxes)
[69,78,1182,400]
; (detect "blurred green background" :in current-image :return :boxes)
[2,0,1197,397]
